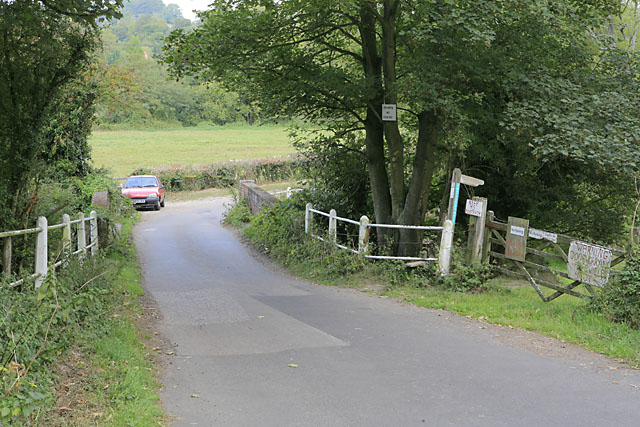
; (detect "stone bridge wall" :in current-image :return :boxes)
[239,180,278,215]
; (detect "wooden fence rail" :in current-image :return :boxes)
[483,212,625,301]
[1,211,98,289]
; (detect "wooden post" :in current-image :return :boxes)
[35,216,48,288]
[329,209,337,243]
[446,168,462,225]
[466,197,488,264]
[90,210,98,257]
[62,214,71,266]
[305,203,313,235]
[77,212,86,258]
[3,236,11,277]
[358,215,370,253]
[439,220,454,275]
[482,211,494,264]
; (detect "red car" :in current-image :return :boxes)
[121,175,166,210]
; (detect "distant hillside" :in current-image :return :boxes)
[95,0,257,129]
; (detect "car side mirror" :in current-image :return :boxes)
[159,185,165,189]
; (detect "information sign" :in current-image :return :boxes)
[382,104,397,121]
[567,241,612,287]
[505,217,529,262]
[465,199,484,217]
[528,228,558,243]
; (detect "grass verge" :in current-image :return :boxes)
[41,220,166,426]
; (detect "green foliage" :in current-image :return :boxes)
[161,0,639,251]
[224,199,251,228]
[439,261,493,293]
[0,260,114,424]
[96,0,256,128]
[0,1,121,232]
[589,246,640,329]
[135,157,305,192]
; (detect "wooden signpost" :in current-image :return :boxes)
[465,197,487,264]
[446,168,484,226]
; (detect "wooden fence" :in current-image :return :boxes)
[483,212,625,301]
[1,211,98,289]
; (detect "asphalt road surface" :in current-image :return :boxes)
[134,197,640,426]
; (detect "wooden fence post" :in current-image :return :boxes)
[439,220,454,275]
[3,236,11,278]
[305,203,313,235]
[329,209,337,243]
[77,212,86,258]
[466,197,488,264]
[482,211,494,264]
[358,215,370,253]
[35,216,48,288]
[90,211,98,257]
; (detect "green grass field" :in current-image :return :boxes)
[90,124,295,177]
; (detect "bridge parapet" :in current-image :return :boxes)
[238,180,278,215]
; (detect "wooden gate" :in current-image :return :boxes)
[482,212,626,302]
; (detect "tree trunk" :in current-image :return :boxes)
[381,0,404,224]
[397,110,442,256]
[360,3,393,248]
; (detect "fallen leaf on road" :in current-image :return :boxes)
[191,394,200,398]
[288,364,299,368]
[166,351,175,355]
[258,316,265,319]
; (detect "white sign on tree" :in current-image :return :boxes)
[382,104,397,121]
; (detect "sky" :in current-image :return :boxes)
[162,0,212,21]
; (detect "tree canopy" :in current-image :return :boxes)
[162,0,640,252]
[0,0,122,229]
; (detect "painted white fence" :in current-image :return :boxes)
[1,211,98,289]
[304,203,453,274]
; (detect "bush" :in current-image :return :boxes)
[133,156,307,192]
[589,246,640,329]
[0,255,120,424]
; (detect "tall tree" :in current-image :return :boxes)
[161,0,638,254]
[0,0,123,229]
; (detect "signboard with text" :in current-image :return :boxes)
[567,241,612,287]
[382,104,397,121]
[465,199,484,217]
[505,217,529,262]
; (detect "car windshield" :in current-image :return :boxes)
[124,177,157,188]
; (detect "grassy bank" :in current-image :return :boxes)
[1,219,165,425]
[90,124,295,177]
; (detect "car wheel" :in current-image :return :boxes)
[160,197,165,208]
[154,201,161,211]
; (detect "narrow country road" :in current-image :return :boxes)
[134,197,640,426]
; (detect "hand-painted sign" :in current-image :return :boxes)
[567,241,612,287]
[505,217,529,262]
[465,199,484,217]
[528,228,558,243]
[382,104,397,121]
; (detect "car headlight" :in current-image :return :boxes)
[148,192,158,198]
